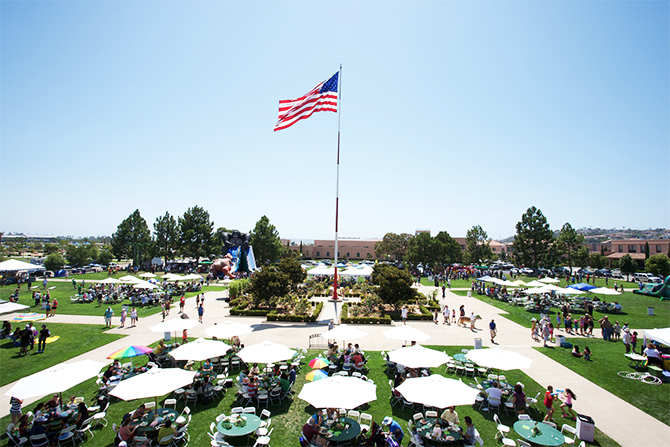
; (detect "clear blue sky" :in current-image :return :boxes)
[1,1,668,241]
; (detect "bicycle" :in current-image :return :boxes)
[617,371,662,385]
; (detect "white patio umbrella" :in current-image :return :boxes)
[322,324,368,344]
[119,275,143,283]
[161,273,180,279]
[387,345,451,368]
[4,359,106,400]
[166,275,185,282]
[589,287,622,296]
[383,325,431,343]
[236,340,296,364]
[181,274,203,281]
[133,281,159,290]
[522,287,553,295]
[139,272,156,278]
[557,287,586,295]
[511,280,527,286]
[524,280,546,287]
[150,318,201,336]
[109,367,196,402]
[539,277,560,284]
[395,375,481,408]
[169,338,230,362]
[97,277,122,284]
[465,348,532,372]
[298,376,377,409]
[205,321,253,339]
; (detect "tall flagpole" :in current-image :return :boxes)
[333,64,342,304]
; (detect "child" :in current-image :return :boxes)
[451,309,456,324]
[555,314,562,331]
[613,321,621,340]
[631,332,638,353]
[532,325,540,342]
[559,388,577,420]
[564,315,572,335]
[543,385,555,422]
[582,346,591,361]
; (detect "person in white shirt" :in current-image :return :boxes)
[643,343,663,366]
[484,382,503,411]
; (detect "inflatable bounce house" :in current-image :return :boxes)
[209,230,257,279]
[633,275,670,301]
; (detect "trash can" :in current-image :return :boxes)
[576,414,595,442]
[556,335,565,346]
[647,307,654,316]
[474,338,482,349]
[467,291,472,297]
[164,331,171,341]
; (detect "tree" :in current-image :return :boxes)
[44,253,65,272]
[66,243,95,267]
[247,265,290,307]
[154,212,179,269]
[644,242,650,260]
[406,232,436,268]
[97,244,114,266]
[370,263,415,310]
[111,209,152,267]
[250,216,282,264]
[374,233,412,261]
[573,246,589,269]
[43,243,60,255]
[464,225,493,265]
[645,254,670,278]
[587,253,607,270]
[277,257,307,286]
[178,205,214,264]
[555,223,585,271]
[513,206,553,268]
[434,231,462,265]
[619,254,637,281]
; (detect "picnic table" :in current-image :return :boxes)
[625,353,647,370]
[320,417,361,444]
[414,417,462,444]
[514,420,565,446]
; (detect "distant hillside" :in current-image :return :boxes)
[497,227,669,243]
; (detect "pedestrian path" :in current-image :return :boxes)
[1,286,668,446]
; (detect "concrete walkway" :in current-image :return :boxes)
[1,286,668,446]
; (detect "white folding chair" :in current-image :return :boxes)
[360,413,372,432]
[29,434,49,447]
[494,414,511,440]
[243,407,256,414]
[413,412,424,422]
[176,406,191,424]
[425,410,438,418]
[517,440,532,447]
[164,398,177,409]
[518,414,531,421]
[347,410,360,423]
[561,424,577,445]
[231,406,244,414]
[252,427,273,447]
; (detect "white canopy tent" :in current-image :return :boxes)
[307,267,336,276]
[0,300,30,315]
[643,328,670,347]
[0,259,45,272]
[339,266,373,277]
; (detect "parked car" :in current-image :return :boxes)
[595,269,612,277]
[577,268,594,276]
[611,269,623,279]
[519,267,534,275]
[634,273,662,283]
[551,267,570,276]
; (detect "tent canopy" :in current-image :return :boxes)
[0,259,45,272]
[643,328,670,347]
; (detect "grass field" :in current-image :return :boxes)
[0,323,125,387]
[0,346,619,446]
[536,338,670,427]
[0,281,222,319]
[450,288,668,330]
[420,273,656,290]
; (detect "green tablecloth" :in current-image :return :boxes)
[453,353,468,363]
[321,417,361,443]
[138,408,179,435]
[216,414,262,437]
[514,421,565,446]
[415,417,462,443]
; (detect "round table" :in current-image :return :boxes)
[453,353,468,363]
[321,417,361,444]
[216,414,262,437]
[415,417,462,444]
[513,420,565,446]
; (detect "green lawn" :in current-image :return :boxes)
[0,282,221,318]
[0,323,125,387]
[0,346,619,446]
[535,338,670,427]
[451,288,668,329]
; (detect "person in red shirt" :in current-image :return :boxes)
[246,377,258,398]
[179,295,185,313]
[543,385,555,422]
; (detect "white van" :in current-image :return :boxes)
[633,273,661,283]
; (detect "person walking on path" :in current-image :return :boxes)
[198,303,204,323]
[120,308,127,328]
[179,295,185,314]
[130,307,138,327]
[469,311,476,331]
[37,324,50,353]
[182,328,188,344]
[401,306,408,325]
[443,305,449,325]
[489,319,497,343]
[441,285,446,298]
[104,306,114,328]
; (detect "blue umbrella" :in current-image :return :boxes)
[567,283,597,291]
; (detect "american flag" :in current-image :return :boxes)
[274,72,338,131]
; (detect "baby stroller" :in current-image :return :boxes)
[360,421,386,447]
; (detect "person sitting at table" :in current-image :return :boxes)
[643,343,663,367]
[325,408,338,421]
[382,416,404,444]
[184,360,195,371]
[582,346,592,361]
[279,373,291,392]
[250,363,260,375]
[352,351,365,369]
[118,418,139,444]
[75,402,89,430]
[512,384,527,414]
[484,382,503,411]
[103,365,116,385]
[393,372,404,389]
[272,364,281,376]
[17,414,31,437]
[313,427,331,447]
[571,345,582,358]
[461,416,476,446]
[154,340,165,356]
[431,424,443,439]
[29,418,48,438]
[307,411,323,427]
[302,421,320,444]
[246,377,258,399]
[289,365,297,385]
[33,402,46,419]
[131,404,147,421]
[46,394,61,410]
[345,343,354,356]
[157,419,176,445]
[202,359,213,376]
[440,406,459,427]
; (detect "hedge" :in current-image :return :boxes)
[340,303,393,324]
[386,305,433,321]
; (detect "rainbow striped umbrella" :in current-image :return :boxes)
[10,313,46,323]
[305,370,329,382]
[107,346,153,367]
[308,358,330,369]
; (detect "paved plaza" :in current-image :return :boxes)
[1,283,668,446]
